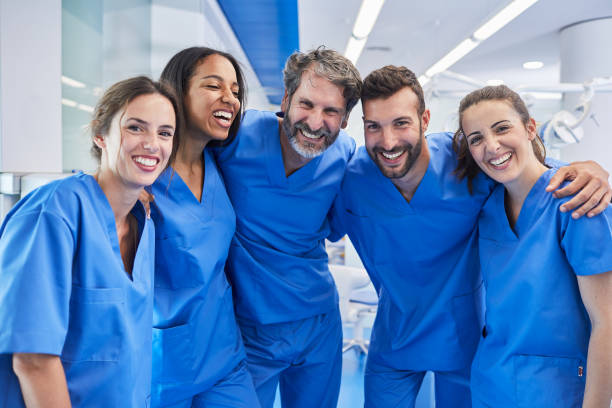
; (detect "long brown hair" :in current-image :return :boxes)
[452,85,546,193]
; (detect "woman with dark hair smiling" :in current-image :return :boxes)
[150,47,259,407]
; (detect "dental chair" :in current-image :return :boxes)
[329,264,378,354]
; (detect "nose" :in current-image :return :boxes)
[143,133,160,153]
[483,134,501,153]
[305,109,324,132]
[379,126,399,151]
[221,87,239,107]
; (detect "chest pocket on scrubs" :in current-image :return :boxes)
[62,285,125,362]
[513,354,585,407]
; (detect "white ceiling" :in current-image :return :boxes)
[299,0,612,90]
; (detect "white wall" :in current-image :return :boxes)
[0,0,62,173]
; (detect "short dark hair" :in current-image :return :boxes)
[362,65,425,116]
[160,47,247,149]
[452,85,546,192]
[90,76,180,167]
[283,46,362,114]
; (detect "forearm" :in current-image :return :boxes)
[13,353,71,408]
[583,325,612,408]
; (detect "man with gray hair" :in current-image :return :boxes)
[213,47,361,408]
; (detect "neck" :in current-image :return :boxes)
[504,160,549,226]
[94,169,141,227]
[278,117,312,176]
[176,128,210,168]
[390,138,430,203]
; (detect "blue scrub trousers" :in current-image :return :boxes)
[239,308,342,408]
[364,359,471,408]
[157,361,260,408]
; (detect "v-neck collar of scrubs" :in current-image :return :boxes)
[159,149,218,222]
[367,147,434,215]
[492,168,555,241]
[83,173,150,283]
[267,113,324,190]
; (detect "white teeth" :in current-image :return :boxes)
[301,129,321,139]
[134,157,157,166]
[213,111,232,120]
[490,152,512,166]
[382,151,402,159]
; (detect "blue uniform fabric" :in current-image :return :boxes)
[213,109,354,407]
[0,173,154,408]
[150,149,258,407]
[330,133,495,407]
[471,168,612,408]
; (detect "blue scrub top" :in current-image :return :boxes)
[0,173,154,408]
[150,149,246,403]
[471,168,612,407]
[330,133,495,371]
[213,109,356,324]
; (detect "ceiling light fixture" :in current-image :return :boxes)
[487,79,505,85]
[344,0,386,64]
[420,0,540,84]
[523,60,544,69]
[61,75,86,88]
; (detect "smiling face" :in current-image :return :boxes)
[280,69,347,159]
[97,93,175,189]
[184,54,240,142]
[363,87,430,179]
[461,99,541,187]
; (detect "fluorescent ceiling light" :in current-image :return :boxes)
[487,79,505,85]
[425,38,478,78]
[345,36,367,65]
[61,75,86,88]
[421,0,540,83]
[352,0,385,38]
[523,60,544,69]
[418,75,430,86]
[473,0,539,41]
[77,104,94,113]
[61,98,77,107]
[343,0,386,64]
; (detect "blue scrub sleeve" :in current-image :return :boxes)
[0,211,73,355]
[561,204,612,275]
[544,157,567,169]
[327,195,347,243]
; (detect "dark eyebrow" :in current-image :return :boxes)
[491,120,510,128]
[202,75,239,87]
[393,116,413,122]
[466,130,481,138]
[126,118,149,125]
[126,117,174,130]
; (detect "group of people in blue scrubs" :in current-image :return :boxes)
[0,43,611,408]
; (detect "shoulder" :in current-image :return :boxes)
[327,130,356,160]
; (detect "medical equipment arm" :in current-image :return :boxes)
[577,271,612,408]
[13,353,72,408]
[546,160,611,219]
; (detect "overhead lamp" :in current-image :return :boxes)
[473,0,539,41]
[425,38,479,78]
[523,60,544,69]
[345,37,368,65]
[61,98,77,107]
[343,0,386,64]
[61,75,86,88]
[487,79,505,85]
[420,0,540,85]
[77,104,94,113]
